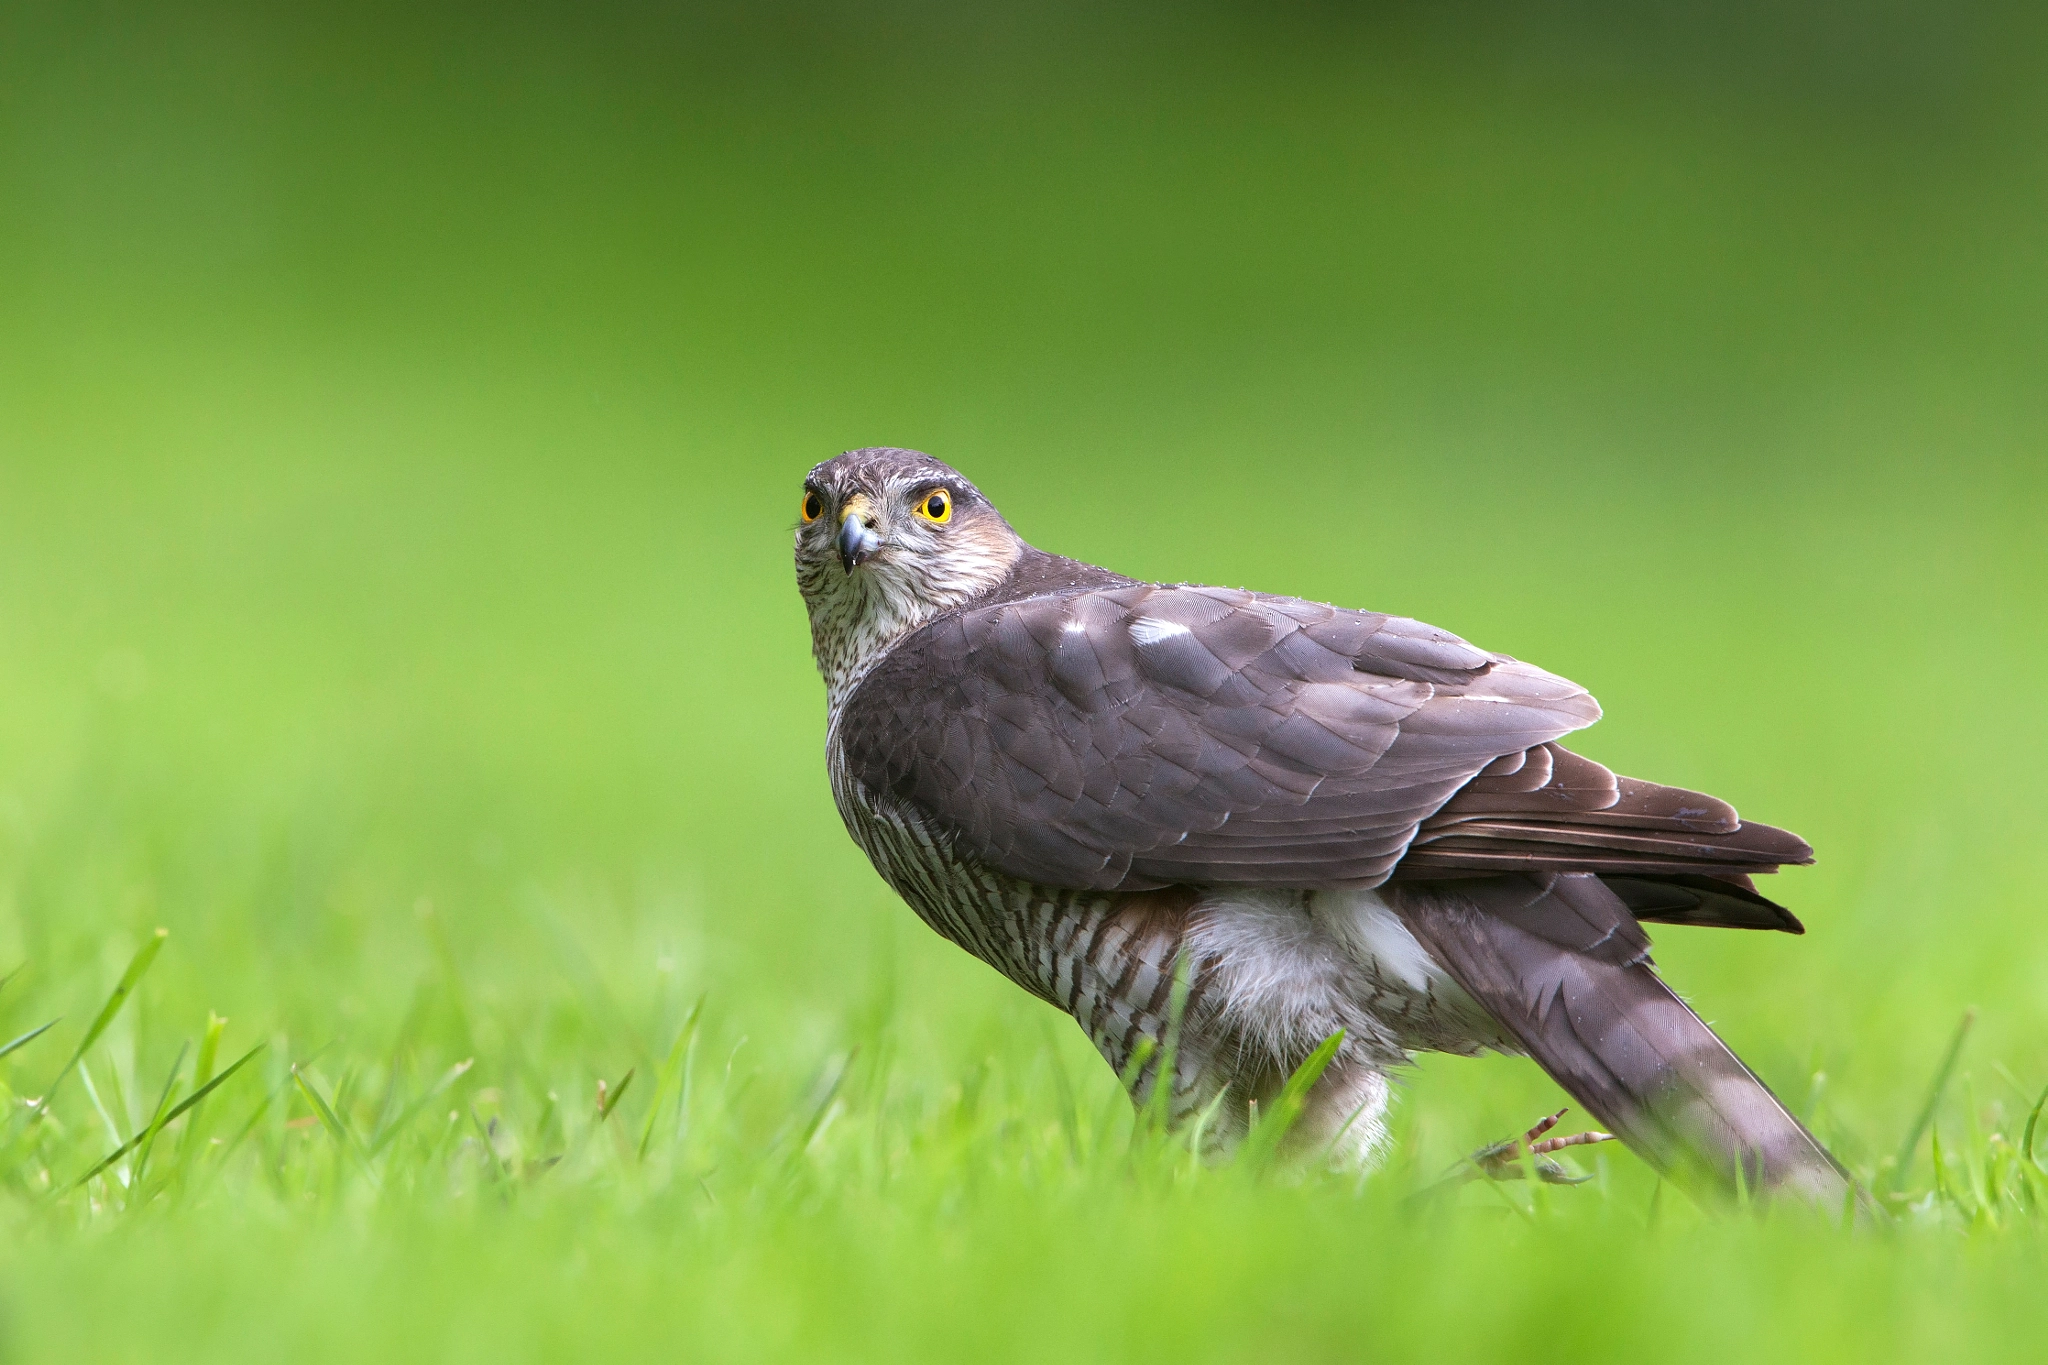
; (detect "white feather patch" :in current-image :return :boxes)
[1308,890,1446,995]
[1128,615,1192,646]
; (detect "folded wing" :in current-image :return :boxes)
[1397,741,1813,931]
[838,583,1808,905]
[842,585,1540,886]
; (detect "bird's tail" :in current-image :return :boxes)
[1389,872,1864,1209]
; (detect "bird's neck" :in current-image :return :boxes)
[804,544,1023,715]
[807,571,941,714]
[804,541,1137,715]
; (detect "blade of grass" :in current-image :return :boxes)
[330,1067,361,1126]
[208,1076,287,1182]
[191,1015,224,1100]
[177,1013,229,1161]
[2021,1079,2048,1178]
[367,1058,475,1156]
[1109,1037,1157,1148]
[131,1042,190,1185]
[467,1106,518,1178]
[30,929,167,1125]
[292,1064,368,1170]
[531,1089,561,1155]
[1115,1037,1157,1098]
[1929,1124,1964,1214]
[1185,1089,1229,1175]
[1964,1074,1995,1221]
[639,997,705,1160]
[778,1049,856,1177]
[0,1017,60,1062]
[1990,1062,2034,1107]
[366,1047,408,1141]
[596,1068,635,1121]
[1237,1030,1344,1175]
[1318,1092,1382,1170]
[674,1015,706,1149]
[70,1043,264,1190]
[77,1061,128,1152]
[1141,953,1193,1134]
[1888,1008,1973,1196]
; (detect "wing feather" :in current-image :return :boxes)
[839,583,1601,890]
[839,580,1806,898]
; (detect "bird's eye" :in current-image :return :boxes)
[916,489,952,524]
[801,491,824,523]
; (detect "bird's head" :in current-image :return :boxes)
[794,448,1024,699]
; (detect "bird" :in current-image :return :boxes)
[794,445,1853,1204]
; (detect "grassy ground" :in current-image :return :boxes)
[3,3,2047,1359]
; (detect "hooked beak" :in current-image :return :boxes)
[837,499,882,574]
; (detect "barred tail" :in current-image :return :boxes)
[1391,872,1863,1209]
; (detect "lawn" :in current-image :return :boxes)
[2,4,2046,1360]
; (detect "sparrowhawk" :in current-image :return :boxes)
[795,446,1851,1202]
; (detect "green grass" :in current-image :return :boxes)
[3,2,2048,1359]
[0,917,2044,1363]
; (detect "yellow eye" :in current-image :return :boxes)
[801,490,824,523]
[916,488,952,524]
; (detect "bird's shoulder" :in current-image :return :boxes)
[851,547,1549,702]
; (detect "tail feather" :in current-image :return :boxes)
[1389,872,1862,1208]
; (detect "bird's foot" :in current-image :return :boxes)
[1469,1109,1616,1185]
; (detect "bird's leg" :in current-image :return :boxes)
[1468,1108,1616,1185]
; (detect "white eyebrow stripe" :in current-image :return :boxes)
[1128,616,1192,646]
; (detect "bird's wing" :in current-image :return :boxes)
[837,583,1613,890]
[1393,737,1814,930]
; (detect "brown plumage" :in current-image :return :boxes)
[796,446,1855,1205]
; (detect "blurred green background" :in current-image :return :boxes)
[2,1,2046,1360]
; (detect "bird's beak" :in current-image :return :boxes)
[837,497,882,574]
